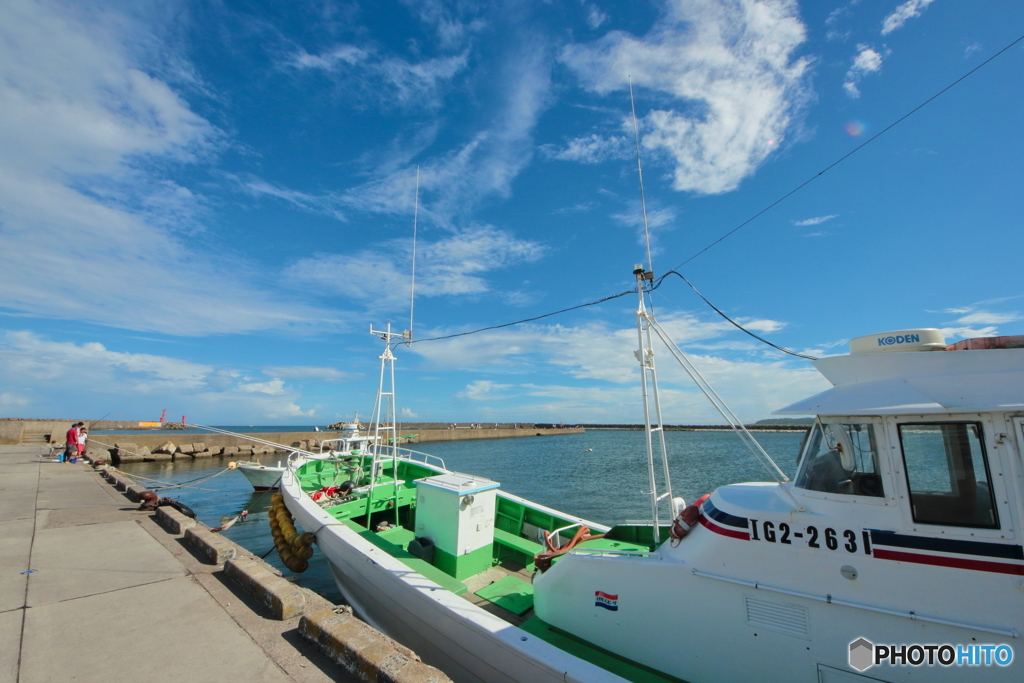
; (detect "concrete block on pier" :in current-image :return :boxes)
[156,505,197,534]
[147,451,173,461]
[300,607,451,683]
[193,450,213,458]
[185,527,237,565]
[224,558,322,620]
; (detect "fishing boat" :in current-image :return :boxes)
[235,420,375,491]
[280,270,1023,682]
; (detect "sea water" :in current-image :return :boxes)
[116,429,805,602]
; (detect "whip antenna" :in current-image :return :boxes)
[409,166,419,339]
[629,77,654,279]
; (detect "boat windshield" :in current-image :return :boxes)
[795,422,884,497]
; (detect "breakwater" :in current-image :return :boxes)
[84,427,584,464]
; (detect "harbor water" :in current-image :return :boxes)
[116,428,805,603]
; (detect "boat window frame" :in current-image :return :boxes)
[887,414,1014,539]
[897,420,1000,529]
[792,416,894,504]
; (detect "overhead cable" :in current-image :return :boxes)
[407,288,636,344]
[656,271,818,360]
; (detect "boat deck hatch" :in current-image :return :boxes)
[473,575,534,615]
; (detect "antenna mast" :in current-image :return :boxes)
[409,166,419,339]
[628,81,677,537]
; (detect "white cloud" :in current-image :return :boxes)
[953,311,1021,326]
[0,0,338,335]
[0,331,318,421]
[940,326,997,340]
[560,0,811,195]
[239,379,286,395]
[263,366,353,381]
[0,392,30,408]
[287,44,469,110]
[543,133,631,164]
[237,176,346,221]
[612,203,677,254]
[408,309,822,422]
[459,381,514,400]
[881,0,937,35]
[285,226,545,310]
[583,2,609,29]
[794,214,838,226]
[843,44,883,98]
[400,407,419,419]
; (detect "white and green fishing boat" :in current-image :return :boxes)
[280,270,1024,683]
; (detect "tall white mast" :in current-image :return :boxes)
[629,80,676,538]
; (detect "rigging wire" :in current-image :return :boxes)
[656,271,819,361]
[666,32,1024,272]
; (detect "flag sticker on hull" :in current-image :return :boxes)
[595,591,618,611]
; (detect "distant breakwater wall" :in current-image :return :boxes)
[578,424,810,432]
[85,427,584,462]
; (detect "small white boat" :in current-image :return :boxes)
[281,271,1024,682]
[236,421,376,491]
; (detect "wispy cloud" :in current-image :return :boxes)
[560,0,811,195]
[543,133,631,164]
[881,0,937,36]
[337,34,553,226]
[263,366,354,381]
[936,304,1022,340]
[284,226,546,310]
[287,44,469,110]
[459,380,514,400]
[794,214,838,226]
[612,202,676,254]
[582,1,609,29]
[236,176,346,221]
[843,44,883,97]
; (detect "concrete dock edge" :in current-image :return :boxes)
[224,557,332,620]
[299,608,451,683]
[184,526,238,564]
[155,505,197,534]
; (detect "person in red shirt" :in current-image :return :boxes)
[64,423,80,463]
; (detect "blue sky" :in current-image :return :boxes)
[2,0,1023,425]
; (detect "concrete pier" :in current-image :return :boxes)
[0,444,394,683]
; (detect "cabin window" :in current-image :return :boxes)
[898,423,998,528]
[795,422,884,497]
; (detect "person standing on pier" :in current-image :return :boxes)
[63,422,80,463]
[77,426,88,458]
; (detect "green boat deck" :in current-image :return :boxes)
[296,455,683,683]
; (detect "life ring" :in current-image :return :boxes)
[669,493,710,546]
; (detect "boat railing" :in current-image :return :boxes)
[371,444,447,471]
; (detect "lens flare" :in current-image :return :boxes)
[845,121,866,136]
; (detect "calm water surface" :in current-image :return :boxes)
[117,429,805,602]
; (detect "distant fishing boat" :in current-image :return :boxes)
[234,420,375,491]
[279,266,1024,682]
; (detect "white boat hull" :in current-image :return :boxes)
[281,466,628,683]
[236,462,286,490]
